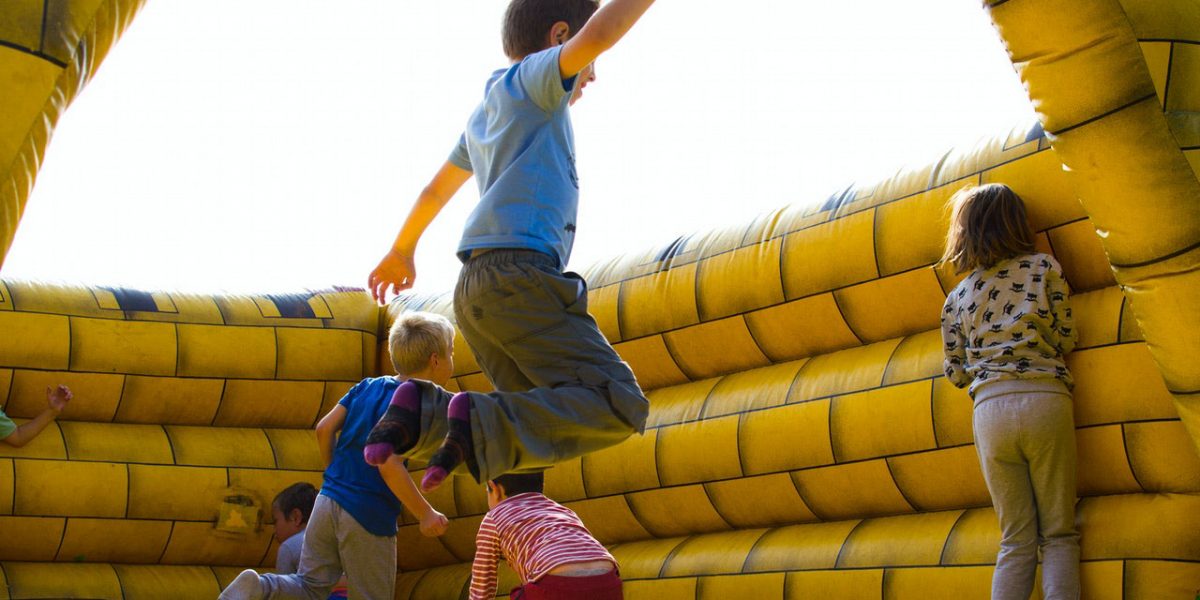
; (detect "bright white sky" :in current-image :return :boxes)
[4,0,1037,295]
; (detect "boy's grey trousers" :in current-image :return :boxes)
[237,496,397,600]
[973,387,1080,600]
[408,249,649,482]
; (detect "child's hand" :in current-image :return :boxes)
[45,385,72,414]
[369,250,417,304]
[419,509,449,537]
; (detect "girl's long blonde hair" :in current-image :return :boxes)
[940,183,1036,274]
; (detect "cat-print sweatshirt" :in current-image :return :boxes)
[941,253,1077,403]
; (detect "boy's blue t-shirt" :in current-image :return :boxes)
[320,376,404,536]
[450,45,580,269]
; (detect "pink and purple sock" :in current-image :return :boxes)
[363,380,422,465]
[421,392,475,492]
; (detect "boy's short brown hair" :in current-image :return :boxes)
[941,183,1037,274]
[388,311,455,377]
[493,471,545,497]
[502,0,600,61]
[273,482,318,523]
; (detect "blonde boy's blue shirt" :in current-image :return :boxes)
[450,46,580,268]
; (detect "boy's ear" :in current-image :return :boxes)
[549,21,570,46]
[288,508,305,524]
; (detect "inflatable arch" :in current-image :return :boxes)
[1,0,1198,598]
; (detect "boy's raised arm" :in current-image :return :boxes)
[559,0,655,79]
[369,161,473,303]
[315,405,347,468]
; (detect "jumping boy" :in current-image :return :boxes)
[365,0,656,493]
[470,472,621,599]
[220,312,454,600]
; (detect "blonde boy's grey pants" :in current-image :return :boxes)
[973,390,1080,600]
[409,249,649,482]
[257,495,396,600]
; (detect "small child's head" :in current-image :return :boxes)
[502,0,599,61]
[271,482,318,544]
[941,183,1036,274]
[388,311,455,385]
[486,471,546,508]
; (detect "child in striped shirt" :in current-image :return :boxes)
[470,472,621,600]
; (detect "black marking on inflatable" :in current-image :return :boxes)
[173,323,181,378]
[1120,423,1148,493]
[263,294,318,319]
[1182,145,1200,151]
[700,482,734,530]
[1116,295,1129,343]
[1110,236,1200,269]
[655,236,691,265]
[734,412,749,478]
[928,376,945,448]
[1163,42,1176,110]
[163,424,178,467]
[873,206,883,280]
[738,528,776,574]
[1173,388,1200,396]
[828,395,844,464]
[879,336,908,388]
[987,0,1012,8]
[819,185,857,214]
[656,536,694,579]
[66,316,74,372]
[52,513,68,562]
[619,492,653,539]
[883,457,919,511]
[103,287,159,313]
[695,366,724,421]
[1050,93,1158,137]
[937,509,972,565]
[4,460,13,521]
[830,292,866,345]
[832,518,868,568]
[0,38,66,67]
[210,379,228,426]
[661,333,698,382]
[263,429,281,469]
[272,328,280,380]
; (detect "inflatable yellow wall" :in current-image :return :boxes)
[1,0,1198,599]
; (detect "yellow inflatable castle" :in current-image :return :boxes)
[1,0,1198,598]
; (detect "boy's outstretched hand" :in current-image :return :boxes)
[369,250,417,304]
[46,385,72,413]
[419,508,449,537]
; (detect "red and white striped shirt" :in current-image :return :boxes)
[469,493,615,600]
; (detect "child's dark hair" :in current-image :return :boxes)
[493,471,545,496]
[502,0,600,61]
[941,183,1037,274]
[273,482,318,523]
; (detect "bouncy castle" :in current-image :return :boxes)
[1,0,1198,598]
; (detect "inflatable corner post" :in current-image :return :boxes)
[1,1,1198,598]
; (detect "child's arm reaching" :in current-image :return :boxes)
[369,161,473,303]
[379,455,449,537]
[559,0,656,78]
[1,385,71,448]
[315,405,347,468]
